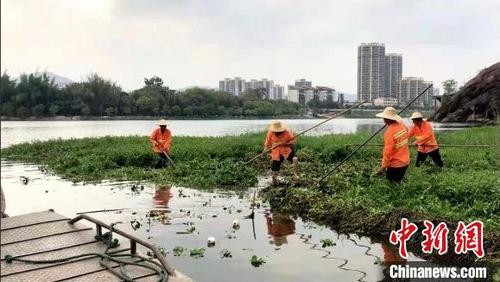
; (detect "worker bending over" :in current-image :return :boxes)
[264,121,299,186]
[375,107,410,183]
[150,119,172,168]
[408,112,443,167]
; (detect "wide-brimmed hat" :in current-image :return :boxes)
[410,112,424,120]
[269,121,287,132]
[375,107,402,122]
[157,119,168,126]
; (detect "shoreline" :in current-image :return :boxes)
[0,109,437,121]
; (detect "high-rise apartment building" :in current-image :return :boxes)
[270,85,285,100]
[219,77,246,96]
[385,53,402,100]
[357,43,386,102]
[400,77,433,108]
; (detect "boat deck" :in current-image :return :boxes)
[0,210,191,281]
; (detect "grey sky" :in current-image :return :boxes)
[2,0,499,93]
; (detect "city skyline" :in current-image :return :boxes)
[2,0,499,94]
[357,42,434,108]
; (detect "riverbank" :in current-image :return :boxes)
[0,109,434,121]
[1,126,498,263]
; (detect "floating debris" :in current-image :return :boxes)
[250,255,266,267]
[320,239,336,248]
[186,226,196,234]
[207,236,216,247]
[189,248,205,258]
[173,246,185,256]
[130,220,141,230]
[20,176,29,185]
[220,249,232,258]
[232,219,240,230]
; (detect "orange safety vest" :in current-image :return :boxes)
[264,129,295,161]
[408,120,439,153]
[381,122,410,168]
[150,128,172,153]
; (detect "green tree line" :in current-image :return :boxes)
[0,72,300,118]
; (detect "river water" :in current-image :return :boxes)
[1,119,439,281]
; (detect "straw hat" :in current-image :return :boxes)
[269,121,287,133]
[410,112,424,120]
[376,107,402,122]
[157,119,168,126]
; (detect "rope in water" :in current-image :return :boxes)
[4,223,168,282]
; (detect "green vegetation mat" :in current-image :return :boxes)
[1,125,499,261]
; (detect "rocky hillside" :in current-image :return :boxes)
[433,62,500,123]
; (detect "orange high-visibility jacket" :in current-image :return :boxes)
[381,122,410,169]
[264,129,295,161]
[150,128,172,153]
[408,120,438,153]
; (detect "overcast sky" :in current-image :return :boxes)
[2,0,499,93]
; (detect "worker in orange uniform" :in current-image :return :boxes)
[264,121,299,186]
[375,107,410,183]
[408,112,443,167]
[150,119,172,168]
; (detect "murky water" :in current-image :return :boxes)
[1,160,424,281]
[0,119,469,148]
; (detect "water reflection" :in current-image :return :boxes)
[265,212,296,246]
[380,241,406,264]
[153,184,173,208]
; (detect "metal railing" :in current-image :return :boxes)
[68,214,176,275]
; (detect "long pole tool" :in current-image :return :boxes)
[317,84,433,185]
[162,150,176,167]
[245,100,368,164]
[345,144,490,148]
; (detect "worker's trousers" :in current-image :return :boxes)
[155,153,169,168]
[416,148,443,167]
[386,165,408,183]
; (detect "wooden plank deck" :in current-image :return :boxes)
[0,210,193,282]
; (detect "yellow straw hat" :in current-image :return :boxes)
[375,107,402,122]
[157,119,168,126]
[269,121,287,132]
[410,112,424,119]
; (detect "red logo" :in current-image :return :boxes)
[389,219,484,258]
[389,218,418,258]
[421,220,449,255]
[454,220,484,258]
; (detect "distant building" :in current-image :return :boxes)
[270,85,285,100]
[288,84,335,106]
[337,93,345,107]
[244,79,274,99]
[294,79,312,88]
[373,97,398,107]
[288,85,314,106]
[400,77,433,108]
[384,53,402,100]
[219,77,246,96]
[357,43,386,102]
[219,77,285,99]
[422,81,434,109]
[315,86,336,102]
